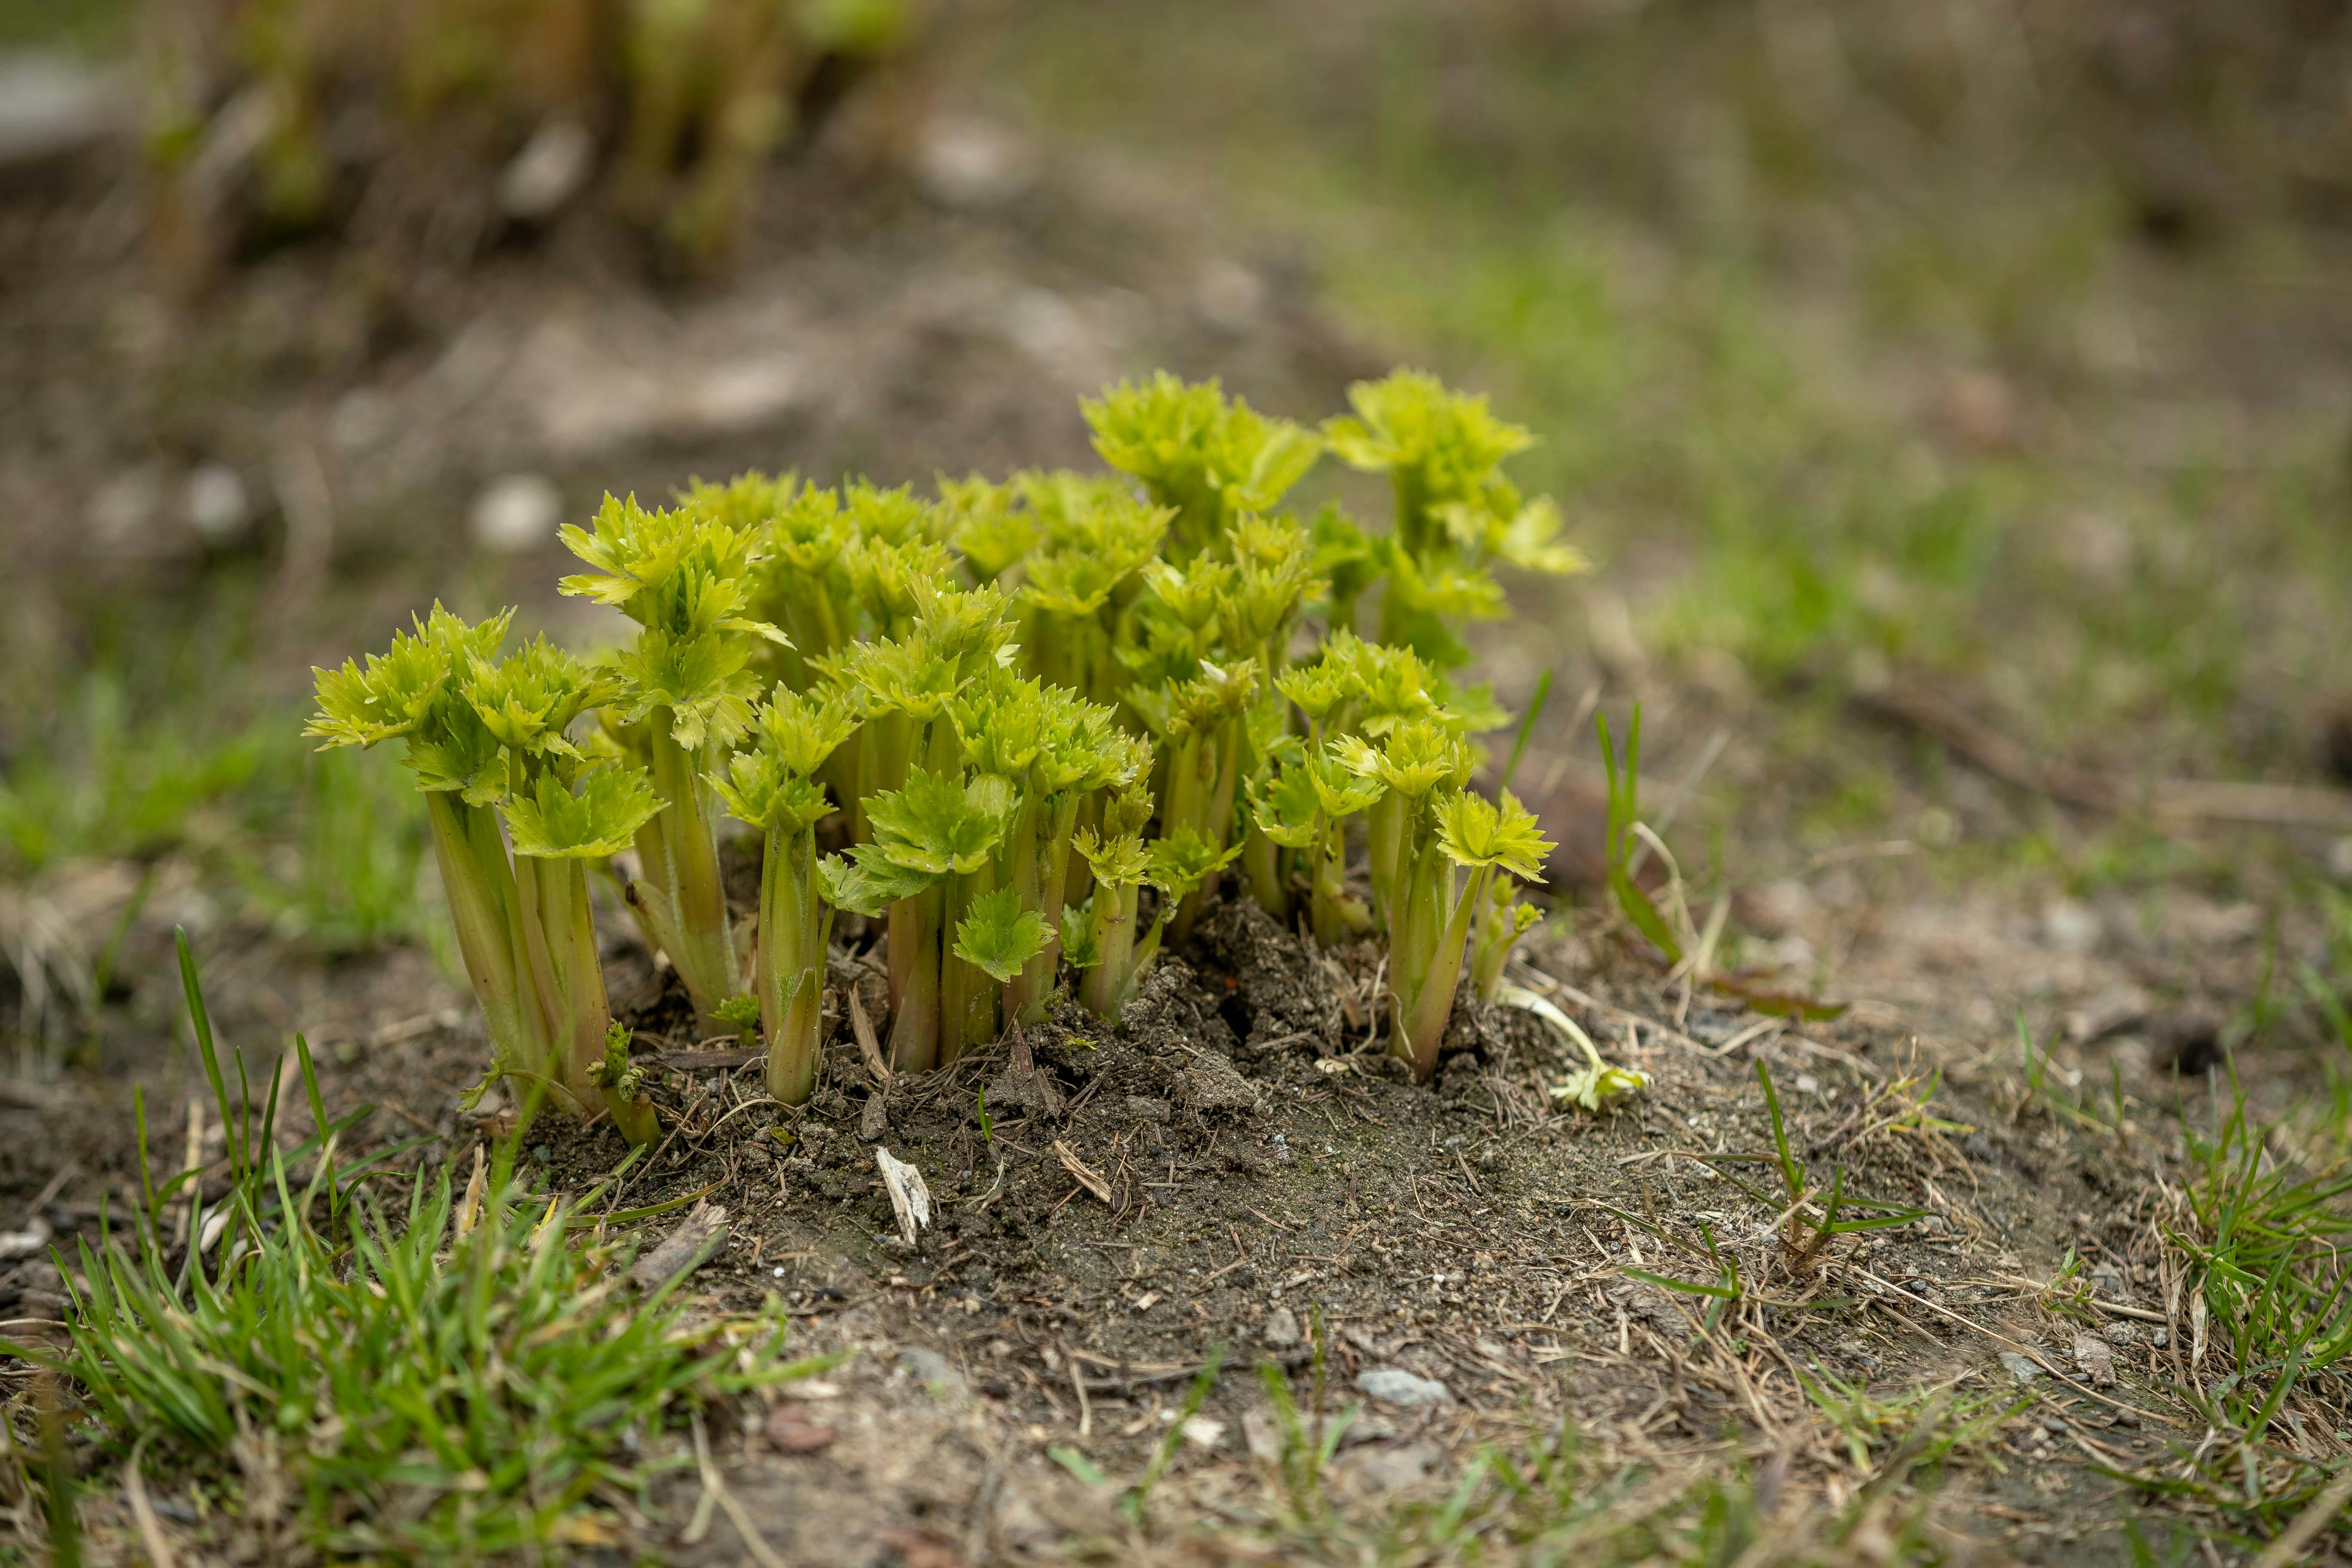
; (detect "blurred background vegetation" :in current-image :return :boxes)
[3,0,2349,1095]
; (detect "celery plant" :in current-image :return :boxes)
[561,489,783,1037]
[1321,370,1587,665]
[309,609,665,1139]
[1065,818,1240,1022]
[710,682,863,1103]
[1084,373,1322,558]
[1336,717,1554,1080]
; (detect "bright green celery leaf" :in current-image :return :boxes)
[1439,494,1590,577]
[844,533,955,634]
[559,492,763,626]
[1323,369,1535,510]
[1145,823,1242,902]
[308,604,512,749]
[1305,749,1385,819]
[1274,658,1358,728]
[1328,631,1440,735]
[864,766,1007,876]
[753,681,864,776]
[1335,717,1470,800]
[1138,557,1234,632]
[939,474,1037,582]
[909,577,1015,673]
[1307,504,1378,603]
[817,851,932,917]
[1432,678,1512,737]
[1221,515,1322,650]
[610,627,763,750]
[1022,550,1129,619]
[1059,901,1104,968]
[1249,765,1324,848]
[678,470,794,537]
[953,887,1050,983]
[1016,470,1158,550]
[1164,658,1262,738]
[764,485,854,573]
[1083,372,1322,524]
[402,703,515,807]
[1434,788,1554,880]
[951,669,1050,778]
[709,751,834,834]
[502,768,663,858]
[462,636,614,760]
[835,632,964,723]
[1381,539,1508,622]
[1074,827,1149,891]
[1033,699,1138,796]
[844,478,941,547]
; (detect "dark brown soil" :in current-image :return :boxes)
[0,851,2257,1564]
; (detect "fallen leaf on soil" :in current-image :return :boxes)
[875,1148,932,1244]
[1054,1141,1112,1204]
[764,1405,836,1453]
[2072,1332,2116,1386]
[628,1203,730,1292]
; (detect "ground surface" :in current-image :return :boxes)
[6,3,2352,1563]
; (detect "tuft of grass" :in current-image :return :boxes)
[237,747,434,956]
[0,672,282,878]
[3,928,828,1559]
[2112,1069,2352,1544]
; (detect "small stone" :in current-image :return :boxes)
[1344,1439,1443,1492]
[2101,1320,2142,1347]
[765,1404,836,1453]
[1179,1415,1225,1451]
[1262,1307,1301,1349]
[186,464,251,545]
[1998,1351,2041,1385]
[2072,1332,2116,1386]
[2042,899,2103,954]
[914,116,1034,208]
[900,1345,966,1402]
[1176,1052,1260,1115]
[1355,1368,1451,1409]
[469,473,560,554]
[1124,1096,1172,1123]
[0,52,123,166]
[499,119,594,221]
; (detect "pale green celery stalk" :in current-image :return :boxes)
[1168,719,1241,944]
[1470,878,1534,1004]
[1006,790,1069,1026]
[423,793,536,1085]
[641,722,736,1035]
[1065,791,1102,909]
[1242,822,1287,922]
[758,823,832,1104]
[854,708,913,843]
[1393,858,1491,1081]
[522,853,625,1120]
[941,771,1014,1062]
[1079,880,1139,1020]
[505,851,586,1116]
[886,887,943,1072]
[1309,815,1356,949]
[1364,789,1406,919]
[939,862,998,1062]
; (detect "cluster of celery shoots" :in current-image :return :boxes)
[310,371,1582,1142]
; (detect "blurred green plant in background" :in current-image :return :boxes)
[141,0,913,279]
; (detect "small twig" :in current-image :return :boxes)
[691,1411,788,1568]
[2249,1464,2352,1568]
[124,1433,176,1568]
